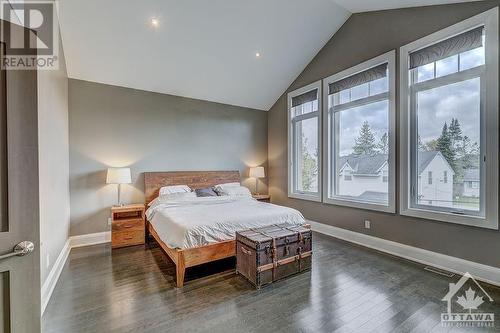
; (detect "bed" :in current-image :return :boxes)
[144,171,308,287]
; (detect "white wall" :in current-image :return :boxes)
[38,33,70,287]
[463,181,480,197]
[417,156,454,207]
[338,165,388,197]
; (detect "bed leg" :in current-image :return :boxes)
[145,222,150,247]
[176,255,186,288]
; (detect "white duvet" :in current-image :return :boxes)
[146,196,305,249]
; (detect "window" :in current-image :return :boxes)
[400,8,498,229]
[323,51,396,212]
[288,81,321,201]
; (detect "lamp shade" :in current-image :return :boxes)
[106,168,132,184]
[249,166,265,178]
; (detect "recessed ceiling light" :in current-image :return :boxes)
[255,52,261,58]
[151,18,159,28]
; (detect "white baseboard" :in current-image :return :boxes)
[41,239,70,315]
[70,231,111,248]
[41,231,111,315]
[309,220,500,287]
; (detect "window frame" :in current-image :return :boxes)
[322,51,396,213]
[399,8,499,229]
[287,80,322,202]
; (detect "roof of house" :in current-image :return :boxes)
[464,168,479,182]
[417,151,439,174]
[338,151,449,176]
[338,154,388,175]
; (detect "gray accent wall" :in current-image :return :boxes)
[69,80,268,236]
[39,32,70,287]
[268,1,500,268]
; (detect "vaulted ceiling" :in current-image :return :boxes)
[58,0,480,110]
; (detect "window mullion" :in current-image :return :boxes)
[331,92,389,113]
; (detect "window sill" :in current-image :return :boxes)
[288,192,322,202]
[323,197,395,213]
[400,207,498,230]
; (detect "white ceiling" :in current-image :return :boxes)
[59,0,350,111]
[334,0,481,13]
[59,0,481,111]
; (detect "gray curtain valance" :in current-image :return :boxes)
[410,26,484,69]
[291,89,318,108]
[328,63,387,95]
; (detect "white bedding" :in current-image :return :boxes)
[146,196,305,249]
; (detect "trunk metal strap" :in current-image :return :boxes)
[249,225,311,278]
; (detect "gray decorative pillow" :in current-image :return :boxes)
[195,187,218,197]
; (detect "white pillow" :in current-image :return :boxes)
[159,185,192,196]
[216,185,252,198]
[213,182,240,193]
[149,191,196,206]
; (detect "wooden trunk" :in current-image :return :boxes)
[236,224,312,289]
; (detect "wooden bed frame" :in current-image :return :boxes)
[144,171,241,287]
[144,170,310,288]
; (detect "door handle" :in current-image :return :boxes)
[0,241,35,261]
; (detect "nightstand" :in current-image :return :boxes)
[111,204,145,249]
[252,194,270,203]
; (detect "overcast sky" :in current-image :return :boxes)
[417,77,480,145]
[339,100,388,156]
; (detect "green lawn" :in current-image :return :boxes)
[453,196,480,210]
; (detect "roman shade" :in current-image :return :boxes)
[409,26,484,69]
[328,63,387,95]
[291,89,318,107]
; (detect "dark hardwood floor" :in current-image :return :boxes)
[43,232,500,332]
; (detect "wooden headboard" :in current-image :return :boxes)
[144,171,241,205]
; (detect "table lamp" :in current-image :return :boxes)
[249,166,265,195]
[106,168,132,206]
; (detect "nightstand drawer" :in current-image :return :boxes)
[112,219,143,232]
[111,204,145,249]
[112,229,145,248]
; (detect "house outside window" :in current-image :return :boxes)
[400,8,498,229]
[323,51,396,212]
[287,81,322,202]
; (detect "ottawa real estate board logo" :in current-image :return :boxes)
[441,272,495,328]
[1,0,59,70]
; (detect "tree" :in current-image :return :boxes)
[353,121,376,155]
[449,118,463,150]
[377,132,389,154]
[436,122,455,170]
[300,135,318,191]
[454,135,480,182]
[418,135,427,151]
[425,139,438,151]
